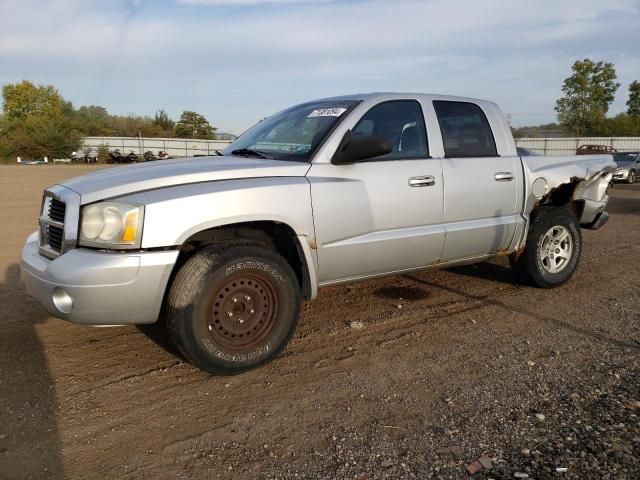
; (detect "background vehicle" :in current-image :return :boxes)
[612,151,639,183]
[71,148,97,163]
[144,151,173,161]
[16,156,48,165]
[576,144,617,155]
[21,93,615,375]
[52,157,72,164]
[109,149,139,163]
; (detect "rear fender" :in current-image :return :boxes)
[572,168,615,226]
[515,162,616,253]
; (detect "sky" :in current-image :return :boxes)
[1,0,639,135]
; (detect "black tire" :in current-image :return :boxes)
[510,207,582,288]
[166,242,300,374]
[628,170,637,184]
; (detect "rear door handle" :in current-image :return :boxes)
[494,172,514,182]
[408,175,436,187]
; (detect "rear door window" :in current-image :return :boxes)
[433,101,498,158]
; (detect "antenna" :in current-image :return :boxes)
[191,69,195,112]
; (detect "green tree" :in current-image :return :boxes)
[96,144,110,163]
[628,81,640,118]
[554,59,620,136]
[153,109,175,135]
[1,80,80,160]
[2,80,65,120]
[174,111,216,139]
[73,105,114,136]
[598,113,640,136]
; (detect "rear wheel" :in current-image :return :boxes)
[510,207,582,288]
[166,242,300,374]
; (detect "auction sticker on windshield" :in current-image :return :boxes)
[308,108,347,118]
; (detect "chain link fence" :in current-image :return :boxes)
[82,136,640,159]
[82,136,234,158]
[515,137,640,156]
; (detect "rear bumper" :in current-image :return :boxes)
[579,198,608,227]
[583,211,609,230]
[20,232,179,325]
[574,169,613,228]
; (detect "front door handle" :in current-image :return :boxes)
[494,172,514,182]
[408,175,436,187]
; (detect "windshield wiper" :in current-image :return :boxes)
[213,150,224,156]
[230,148,272,159]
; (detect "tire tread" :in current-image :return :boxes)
[510,206,582,288]
[165,240,298,373]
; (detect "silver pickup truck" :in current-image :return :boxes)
[21,93,615,374]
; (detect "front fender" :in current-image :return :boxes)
[118,177,316,248]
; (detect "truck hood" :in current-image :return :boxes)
[59,156,311,204]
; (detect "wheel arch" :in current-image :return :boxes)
[169,220,317,301]
[535,181,584,219]
[516,179,587,257]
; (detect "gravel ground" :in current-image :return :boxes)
[0,165,638,480]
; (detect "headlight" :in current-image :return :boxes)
[79,201,144,249]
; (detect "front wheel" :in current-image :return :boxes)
[165,242,300,374]
[628,170,637,184]
[510,207,582,288]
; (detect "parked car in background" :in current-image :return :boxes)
[612,151,639,184]
[516,147,540,156]
[576,144,617,155]
[53,157,72,164]
[72,148,98,163]
[108,149,139,163]
[17,156,48,165]
[22,93,616,375]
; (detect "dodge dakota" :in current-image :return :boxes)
[21,93,615,374]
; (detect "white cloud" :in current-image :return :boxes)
[177,0,331,4]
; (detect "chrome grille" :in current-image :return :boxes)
[49,198,66,223]
[46,224,64,251]
[38,186,80,259]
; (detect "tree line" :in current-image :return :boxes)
[514,59,640,138]
[2,64,640,160]
[0,80,217,161]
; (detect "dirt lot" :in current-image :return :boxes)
[0,165,638,480]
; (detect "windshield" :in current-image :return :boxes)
[613,152,638,164]
[223,100,359,161]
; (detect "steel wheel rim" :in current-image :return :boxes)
[207,272,278,352]
[539,225,573,274]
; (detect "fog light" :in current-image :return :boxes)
[52,288,73,314]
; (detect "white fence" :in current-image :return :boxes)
[82,136,233,158]
[515,137,640,156]
[82,136,640,159]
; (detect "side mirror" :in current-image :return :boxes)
[332,130,392,165]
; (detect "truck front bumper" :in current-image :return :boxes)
[20,232,179,325]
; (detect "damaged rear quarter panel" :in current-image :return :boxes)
[515,154,616,249]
